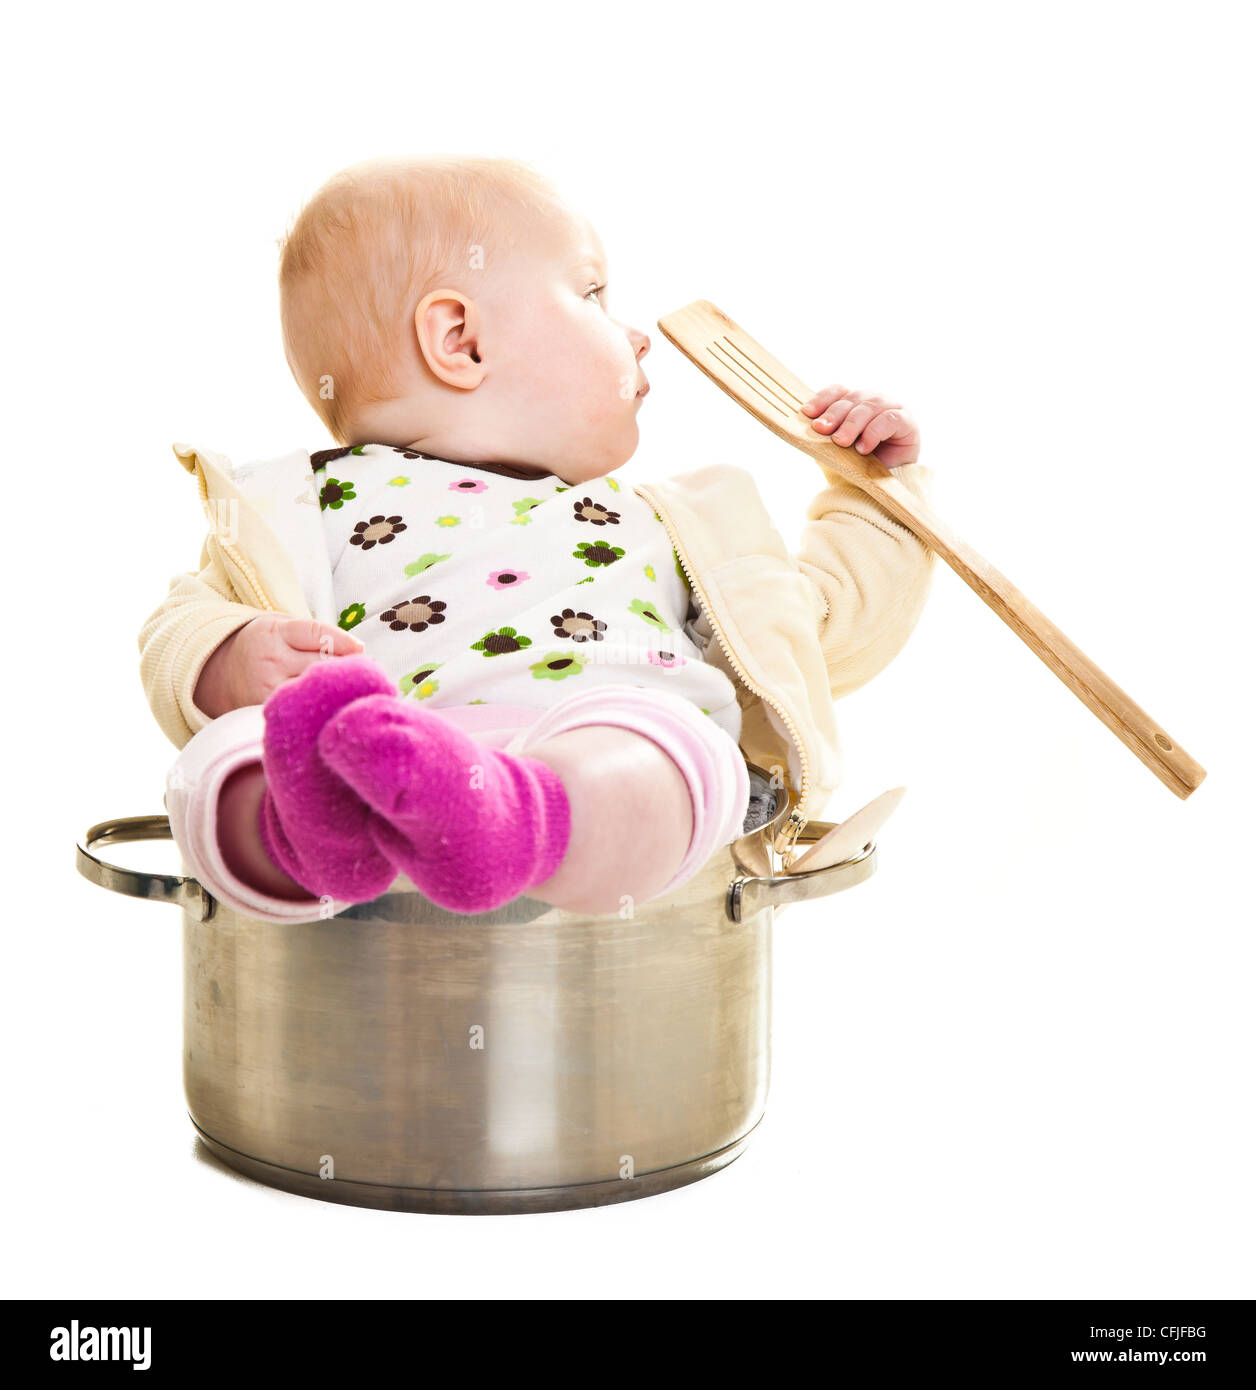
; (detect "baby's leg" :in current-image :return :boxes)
[193,731,692,920]
[321,684,750,916]
[504,687,750,915]
[165,658,402,923]
[164,703,343,924]
[217,763,310,901]
[511,724,694,915]
[172,662,748,922]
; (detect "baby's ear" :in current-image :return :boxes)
[414,291,485,389]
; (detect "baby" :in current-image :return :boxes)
[143,155,936,921]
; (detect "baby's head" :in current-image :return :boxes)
[278,155,651,484]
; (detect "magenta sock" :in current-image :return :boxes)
[256,656,400,902]
[316,695,572,914]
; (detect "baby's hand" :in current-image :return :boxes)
[800,385,921,470]
[194,615,365,720]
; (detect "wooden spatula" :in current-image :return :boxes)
[657,299,1206,800]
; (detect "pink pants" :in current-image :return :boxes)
[165,685,751,923]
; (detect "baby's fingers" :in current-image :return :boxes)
[848,406,907,453]
[281,617,364,656]
[804,388,860,435]
[831,401,880,447]
[801,384,851,419]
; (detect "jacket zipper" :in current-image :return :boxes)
[636,483,810,864]
[193,458,278,612]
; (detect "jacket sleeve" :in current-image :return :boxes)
[138,536,268,749]
[794,459,937,699]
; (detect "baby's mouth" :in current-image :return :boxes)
[635,379,650,399]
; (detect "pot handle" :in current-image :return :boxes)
[76,815,213,921]
[726,819,878,923]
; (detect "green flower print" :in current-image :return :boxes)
[628,597,672,633]
[530,651,587,682]
[509,497,546,526]
[573,540,624,568]
[606,476,621,492]
[320,477,356,511]
[471,625,533,657]
[388,475,411,487]
[553,485,570,494]
[404,551,451,578]
[434,514,461,529]
[643,563,656,582]
[400,662,442,700]
[337,601,366,631]
[576,576,594,585]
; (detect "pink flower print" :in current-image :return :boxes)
[450,477,488,494]
[648,650,687,670]
[487,569,530,590]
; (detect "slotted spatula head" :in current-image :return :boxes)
[656,299,894,491]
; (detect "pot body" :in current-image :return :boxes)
[80,772,880,1215]
[183,833,775,1214]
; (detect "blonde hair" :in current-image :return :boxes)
[278,154,567,442]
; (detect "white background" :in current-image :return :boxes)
[3,0,1251,1299]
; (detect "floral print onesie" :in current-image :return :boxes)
[309,444,743,742]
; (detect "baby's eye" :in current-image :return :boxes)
[585,283,607,305]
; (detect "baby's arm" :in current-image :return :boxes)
[793,385,936,699]
[139,544,362,748]
[194,613,366,719]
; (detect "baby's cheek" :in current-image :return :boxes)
[524,331,633,445]
[592,341,637,413]
[552,351,608,423]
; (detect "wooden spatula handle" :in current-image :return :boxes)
[852,469,1205,799]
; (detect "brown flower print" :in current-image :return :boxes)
[311,445,362,470]
[381,596,447,633]
[572,496,621,526]
[550,608,607,643]
[350,514,407,551]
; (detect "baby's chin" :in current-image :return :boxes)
[538,414,641,484]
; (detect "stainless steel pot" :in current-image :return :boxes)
[76,767,877,1214]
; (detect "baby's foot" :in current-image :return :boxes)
[257,655,399,901]
[317,695,571,913]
